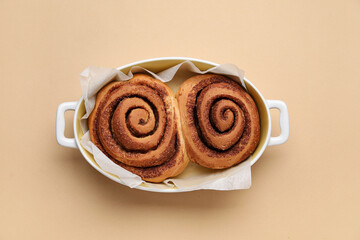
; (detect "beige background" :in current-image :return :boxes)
[1,0,359,239]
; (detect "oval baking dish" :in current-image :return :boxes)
[56,57,289,192]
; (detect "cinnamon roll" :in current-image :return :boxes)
[176,74,260,169]
[88,74,188,182]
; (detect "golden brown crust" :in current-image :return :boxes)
[88,74,189,182]
[176,74,260,169]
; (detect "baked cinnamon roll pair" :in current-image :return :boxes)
[88,74,260,182]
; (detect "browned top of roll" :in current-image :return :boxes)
[88,74,188,182]
[176,74,260,169]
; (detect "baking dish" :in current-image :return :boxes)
[56,57,289,192]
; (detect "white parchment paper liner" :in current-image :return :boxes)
[80,61,252,190]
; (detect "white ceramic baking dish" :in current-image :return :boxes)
[56,57,289,192]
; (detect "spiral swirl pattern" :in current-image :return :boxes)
[88,74,188,182]
[176,74,260,169]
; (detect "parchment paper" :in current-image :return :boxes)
[79,61,252,190]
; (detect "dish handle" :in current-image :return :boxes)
[266,100,289,146]
[56,101,78,148]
